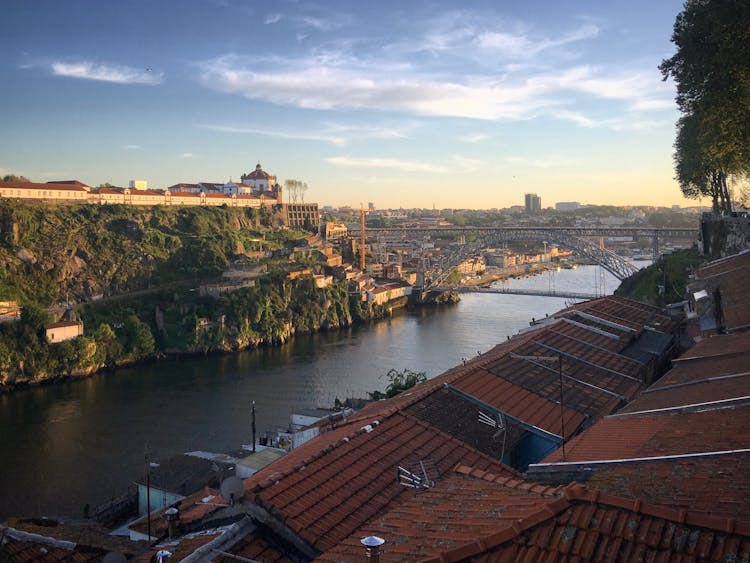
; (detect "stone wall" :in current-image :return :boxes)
[701,212,750,258]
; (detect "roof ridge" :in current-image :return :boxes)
[422,481,750,562]
[559,482,750,535]
[453,464,559,496]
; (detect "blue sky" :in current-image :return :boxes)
[1,0,689,209]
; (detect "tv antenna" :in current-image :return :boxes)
[397,459,437,490]
[478,409,507,458]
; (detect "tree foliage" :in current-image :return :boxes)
[370,368,428,400]
[660,0,750,212]
[284,179,309,203]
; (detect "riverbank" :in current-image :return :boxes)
[460,260,581,288]
[0,284,421,394]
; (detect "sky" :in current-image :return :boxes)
[1,0,691,209]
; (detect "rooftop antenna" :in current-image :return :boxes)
[397,459,437,490]
[478,409,507,459]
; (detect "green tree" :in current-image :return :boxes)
[370,368,428,399]
[2,174,30,182]
[121,315,155,358]
[94,323,122,366]
[660,0,750,212]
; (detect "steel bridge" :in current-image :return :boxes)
[365,226,698,291]
[448,286,600,300]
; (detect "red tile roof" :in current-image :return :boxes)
[691,251,750,332]
[243,411,518,554]
[617,330,750,414]
[421,479,750,563]
[315,466,560,562]
[584,452,750,517]
[1,181,89,192]
[541,403,750,463]
[213,531,293,563]
[452,365,587,439]
[555,295,675,333]
[315,466,750,563]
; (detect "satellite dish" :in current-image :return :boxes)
[102,553,127,563]
[220,476,244,505]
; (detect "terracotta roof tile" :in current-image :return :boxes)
[245,411,517,554]
[424,481,750,563]
[541,403,750,463]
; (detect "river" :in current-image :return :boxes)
[0,264,636,520]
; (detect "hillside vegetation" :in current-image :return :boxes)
[615,247,704,305]
[0,202,371,388]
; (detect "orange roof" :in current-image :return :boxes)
[421,479,750,563]
[693,251,750,332]
[44,320,81,330]
[316,466,560,562]
[315,466,750,562]
[243,411,518,553]
[1,180,88,192]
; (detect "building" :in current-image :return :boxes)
[282,203,320,230]
[44,320,83,343]
[241,163,277,193]
[323,221,348,241]
[524,193,541,213]
[0,180,90,202]
[555,201,581,211]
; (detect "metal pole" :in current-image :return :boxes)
[145,454,151,541]
[252,401,256,453]
[558,354,566,462]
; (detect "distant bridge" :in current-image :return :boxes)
[366,226,698,290]
[442,286,601,300]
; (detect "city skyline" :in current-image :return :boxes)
[2,0,689,209]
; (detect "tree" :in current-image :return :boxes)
[2,174,30,182]
[285,179,300,203]
[284,179,309,203]
[370,368,428,399]
[94,323,122,366]
[660,0,750,212]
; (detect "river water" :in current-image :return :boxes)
[0,264,635,520]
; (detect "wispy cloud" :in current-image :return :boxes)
[325,156,448,173]
[264,13,281,24]
[178,152,196,159]
[201,120,417,146]
[51,61,163,85]
[477,23,599,59]
[197,52,669,123]
[552,109,669,131]
[203,124,349,146]
[123,144,141,150]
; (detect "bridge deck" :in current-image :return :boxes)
[440,286,601,300]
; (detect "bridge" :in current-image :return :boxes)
[365,226,698,291]
[445,286,600,300]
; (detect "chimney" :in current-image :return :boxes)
[164,507,180,539]
[361,536,385,563]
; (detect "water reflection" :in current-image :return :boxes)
[0,265,627,519]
